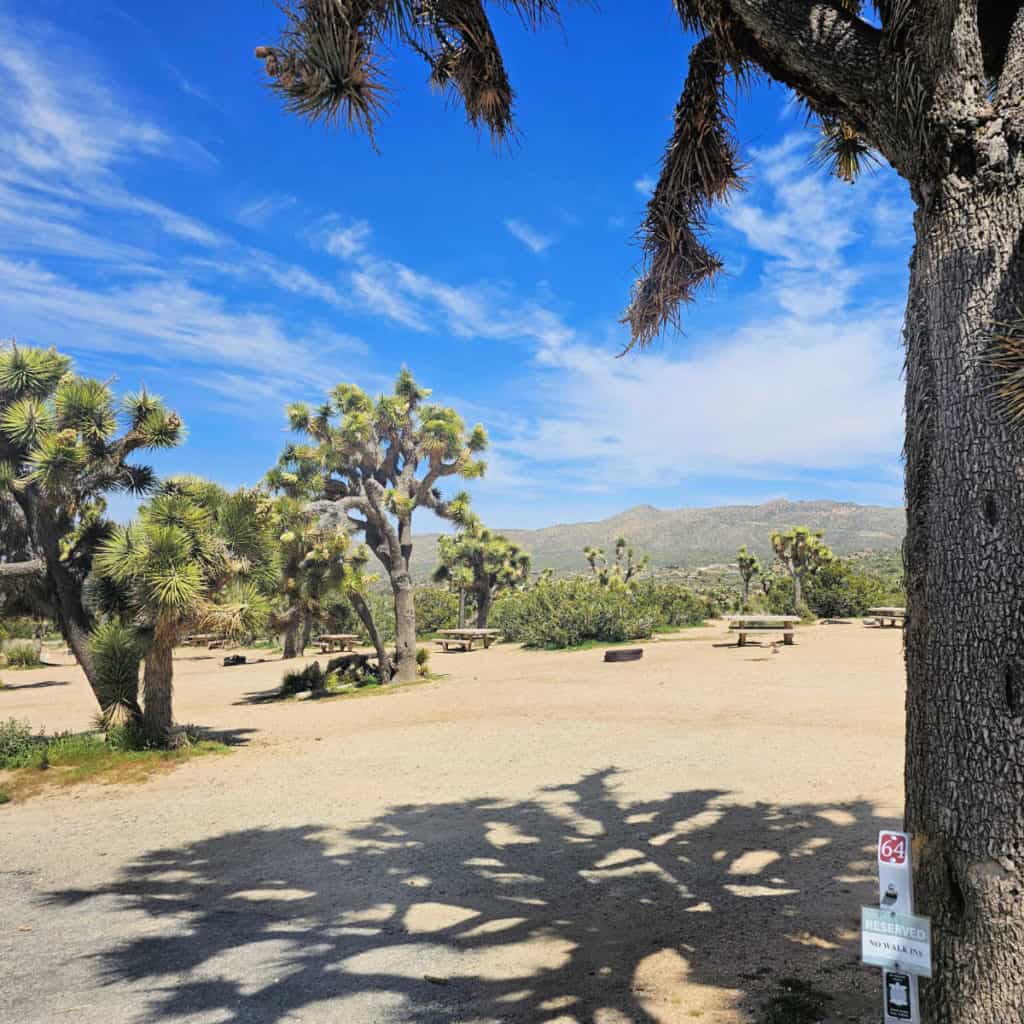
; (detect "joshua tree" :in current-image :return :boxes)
[93,489,233,742]
[770,528,833,611]
[0,342,181,710]
[584,537,649,587]
[735,545,760,608]
[434,498,530,627]
[268,369,487,682]
[271,495,386,671]
[255,5,1024,1016]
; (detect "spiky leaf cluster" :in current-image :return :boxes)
[255,0,570,146]
[0,342,185,623]
[583,536,650,589]
[268,368,488,578]
[433,499,530,597]
[93,491,229,632]
[252,2,1024,353]
[770,527,834,580]
[271,494,376,633]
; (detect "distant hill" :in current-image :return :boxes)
[411,499,905,579]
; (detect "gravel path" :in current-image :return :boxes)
[0,623,905,1023]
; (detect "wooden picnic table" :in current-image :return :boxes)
[436,628,499,652]
[182,633,224,649]
[726,615,799,647]
[315,634,360,653]
[867,607,906,628]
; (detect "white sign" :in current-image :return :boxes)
[876,830,920,1022]
[862,907,933,977]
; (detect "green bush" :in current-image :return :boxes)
[322,596,362,636]
[0,719,40,769]
[805,560,901,618]
[0,617,41,641]
[366,591,396,642]
[3,641,41,668]
[492,577,655,648]
[636,581,716,627]
[414,586,459,635]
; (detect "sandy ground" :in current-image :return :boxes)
[0,622,906,1024]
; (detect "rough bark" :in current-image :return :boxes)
[392,579,417,683]
[142,624,176,743]
[475,583,492,628]
[903,157,1024,1023]
[281,614,303,659]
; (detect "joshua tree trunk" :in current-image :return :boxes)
[392,578,417,682]
[458,586,466,629]
[281,610,303,659]
[791,571,802,610]
[12,496,104,702]
[903,174,1024,1023]
[348,591,392,683]
[475,584,492,628]
[142,622,176,743]
[301,613,314,651]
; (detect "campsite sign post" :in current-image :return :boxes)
[863,830,925,1023]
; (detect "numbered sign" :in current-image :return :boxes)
[874,830,921,1024]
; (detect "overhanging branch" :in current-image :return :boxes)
[723,0,883,133]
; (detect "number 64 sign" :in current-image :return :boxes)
[879,832,908,866]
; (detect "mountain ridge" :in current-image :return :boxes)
[411,498,905,578]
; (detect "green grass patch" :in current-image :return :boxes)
[0,789,9,804]
[0,718,228,804]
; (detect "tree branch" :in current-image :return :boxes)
[0,559,45,578]
[723,0,883,133]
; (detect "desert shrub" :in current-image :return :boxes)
[322,596,362,635]
[636,581,715,627]
[0,719,40,768]
[280,662,326,696]
[416,646,431,675]
[3,641,41,668]
[0,617,41,641]
[414,586,459,635]
[805,561,893,618]
[492,577,654,648]
[366,591,396,642]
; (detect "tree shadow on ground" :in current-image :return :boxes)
[45,769,889,1023]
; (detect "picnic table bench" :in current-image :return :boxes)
[726,615,799,647]
[436,628,499,652]
[314,634,360,653]
[182,633,224,649]
[867,607,906,628]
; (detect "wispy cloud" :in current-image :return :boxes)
[323,219,372,259]
[0,12,220,263]
[505,218,554,254]
[634,176,656,197]
[236,195,298,229]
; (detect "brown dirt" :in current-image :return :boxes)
[0,622,905,1024]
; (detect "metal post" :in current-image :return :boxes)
[877,830,920,1023]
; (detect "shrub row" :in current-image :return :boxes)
[491,578,718,649]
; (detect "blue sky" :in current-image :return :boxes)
[0,1,913,529]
